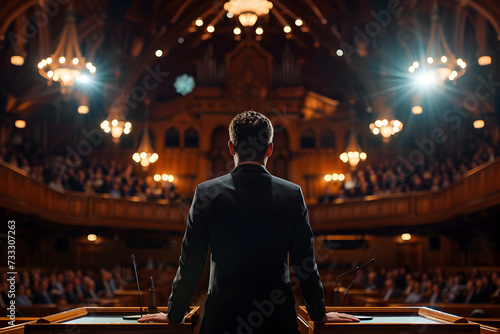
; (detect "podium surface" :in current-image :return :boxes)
[298,306,481,334]
[19,307,199,334]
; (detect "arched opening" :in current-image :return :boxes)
[300,128,316,148]
[184,127,199,148]
[164,127,180,148]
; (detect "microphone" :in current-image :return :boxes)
[148,276,158,313]
[336,259,375,306]
[123,254,145,320]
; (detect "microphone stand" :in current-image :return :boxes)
[148,276,158,313]
[336,259,375,307]
[123,254,145,320]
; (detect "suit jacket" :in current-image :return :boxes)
[167,164,326,333]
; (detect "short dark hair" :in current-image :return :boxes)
[228,111,274,161]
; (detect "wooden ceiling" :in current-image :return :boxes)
[0,0,499,120]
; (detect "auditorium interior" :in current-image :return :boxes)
[1,0,500,332]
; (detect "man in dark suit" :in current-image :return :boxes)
[139,111,359,332]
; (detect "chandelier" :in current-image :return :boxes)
[132,131,158,168]
[340,130,367,169]
[132,100,158,168]
[369,119,403,142]
[37,4,96,94]
[408,3,466,86]
[224,0,273,27]
[100,115,132,143]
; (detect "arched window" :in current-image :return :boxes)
[211,125,228,150]
[300,128,316,148]
[164,127,180,147]
[273,125,289,150]
[320,128,336,148]
[272,154,288,180]
[184,127,199,148]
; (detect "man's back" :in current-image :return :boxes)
[167,164,325,333]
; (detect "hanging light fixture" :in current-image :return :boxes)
[11,18,26,66]
[132,132,159,168]
[11,54,25,66]
[37,3,95,94]
[76,92,89,114]
[224,0,273,27]
[369,119,403,142]
[408,3,466,86]
[100,117,132,143]
[412,105,423,115]
[100,99,131,143]
[478,55,492,66]
[340,130,367,169]
[132,100,158,168]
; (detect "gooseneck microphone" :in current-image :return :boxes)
[123,254,145,320]
[148,276,158,313]
[336,259,375,307]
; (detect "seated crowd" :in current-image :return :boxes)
[0,137,184,202]
[1,133,498,203]
[3,261,499,313]
[0,259,177,312]
[323,266,500,305]
[319,133,498,201]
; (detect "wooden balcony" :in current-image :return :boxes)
[0,161,186,232]
[309,158,500,232]
[1,158,499,232]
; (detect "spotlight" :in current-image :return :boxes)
[336,49,343,57]
[295,18,303,26]
[155,49,163,57]
[207,25,215,33]
[416,71,436,86]
[283,25,291,33]
[195,18,203,26]
[79,75,89,83]
[233,27,241,35]
[255,27,263,35]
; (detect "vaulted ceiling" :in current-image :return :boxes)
[0,0,499,123]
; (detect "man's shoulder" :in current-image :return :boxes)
[196,173,232,192]
[269,174,302,192]
[195,172,301,193]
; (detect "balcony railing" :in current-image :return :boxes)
[1,158,499,231]
[309,158,500,231]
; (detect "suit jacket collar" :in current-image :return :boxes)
[231,164,270,174]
